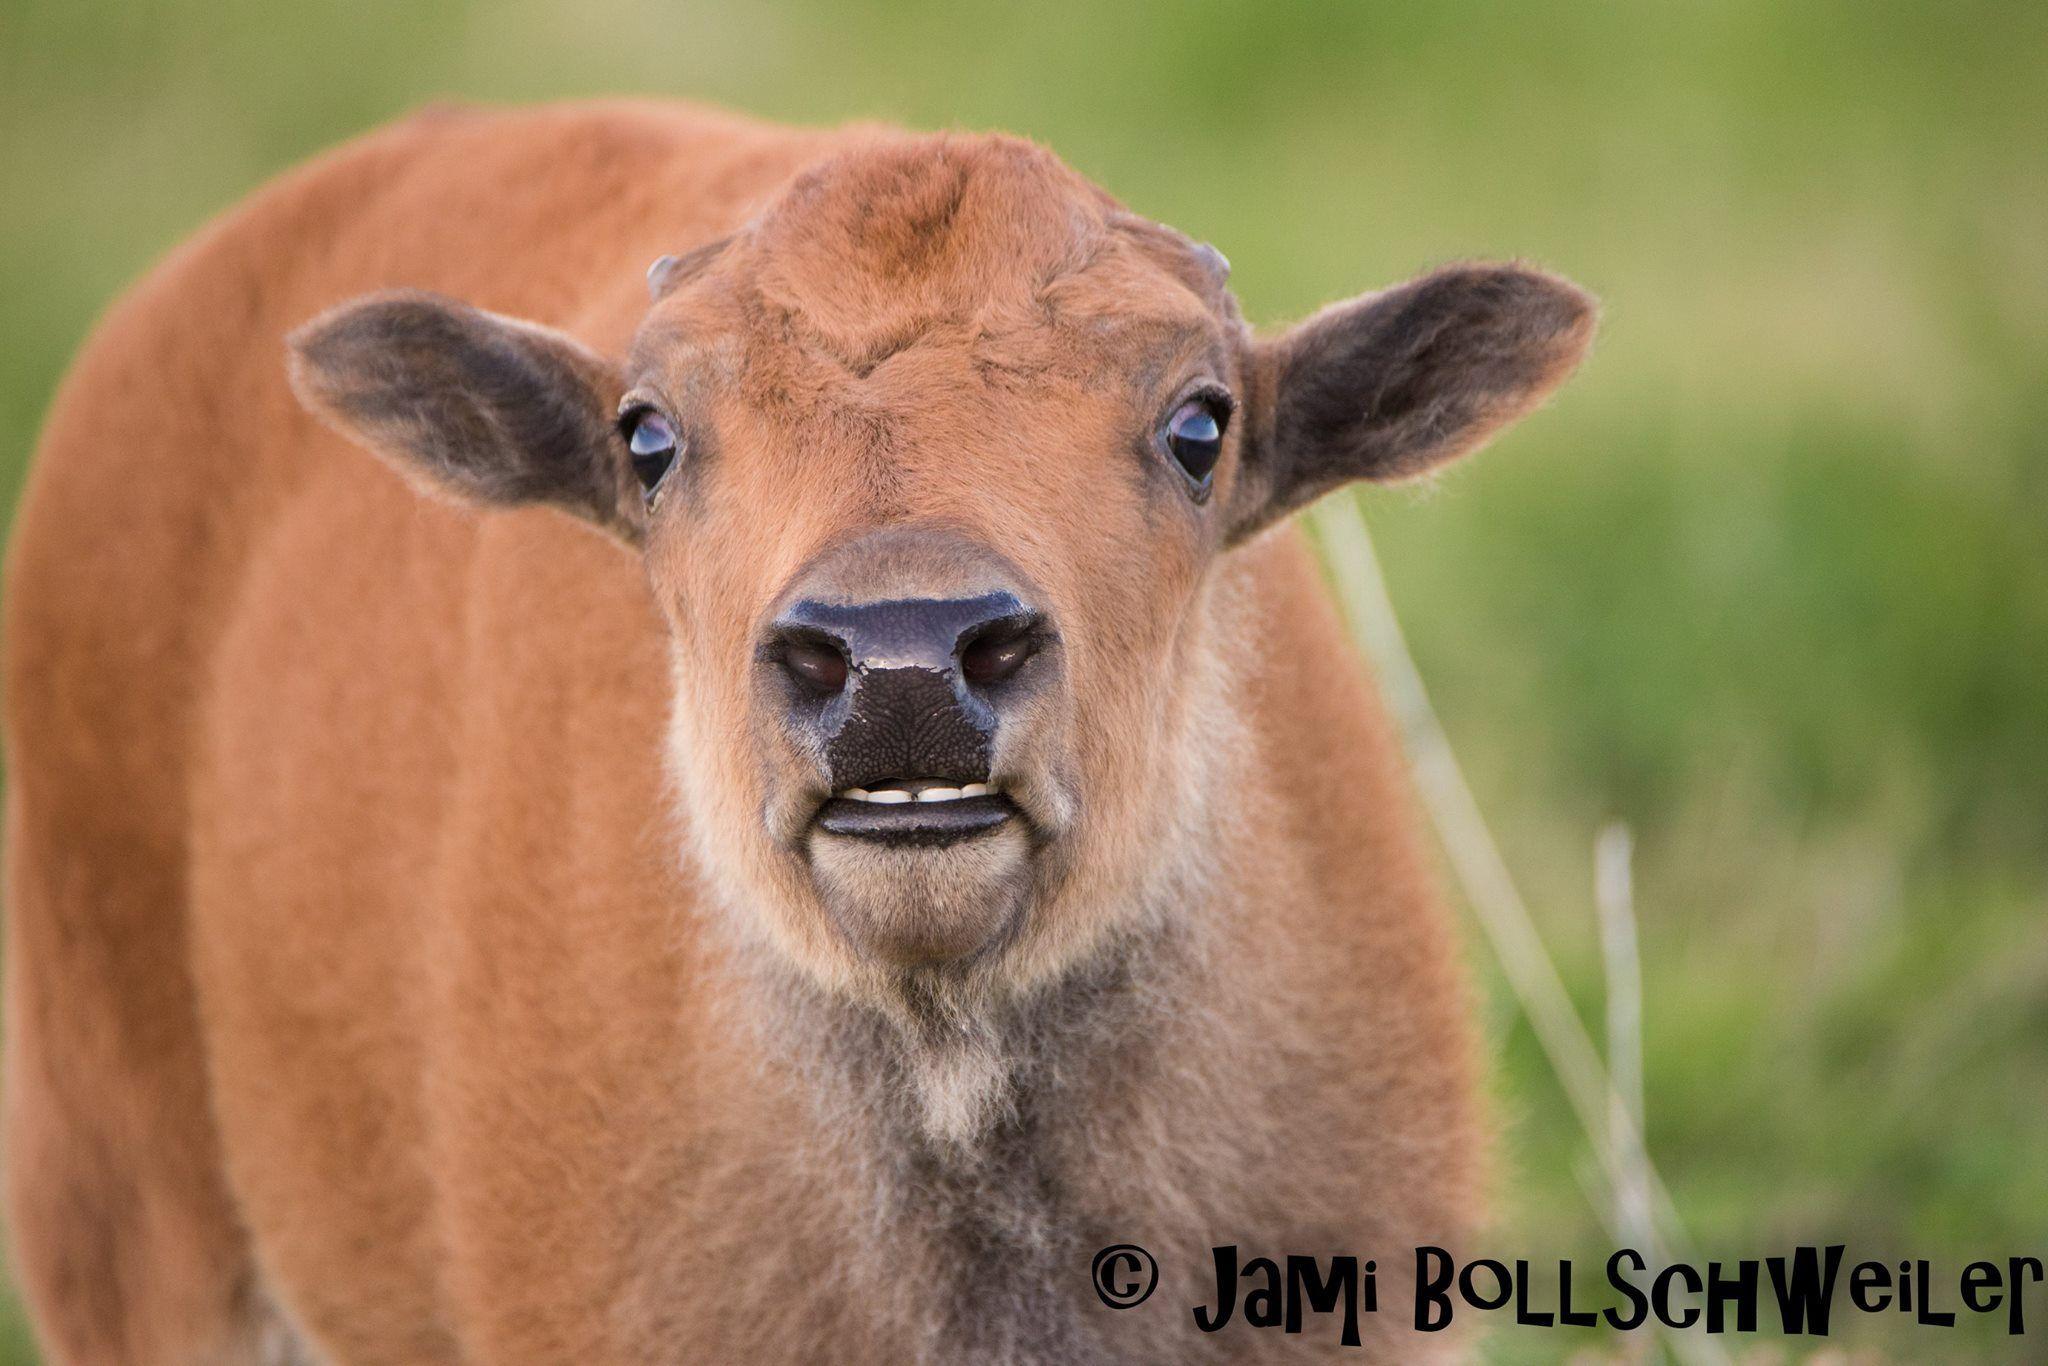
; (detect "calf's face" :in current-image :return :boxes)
[291,134,1593,1006]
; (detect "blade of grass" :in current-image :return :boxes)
[1598,821,1654,1264]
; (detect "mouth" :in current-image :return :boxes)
[813,778,1018,847]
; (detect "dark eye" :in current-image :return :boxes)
[623,409,680,495]
[1162,397,1227,487]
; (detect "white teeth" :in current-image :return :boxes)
[836,781,999,804]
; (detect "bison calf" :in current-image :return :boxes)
[2,100,1592,1363]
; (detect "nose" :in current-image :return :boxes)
[768,592,1046,791]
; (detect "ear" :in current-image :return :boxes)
[288,290,641,545]
[1228,263,1595,542]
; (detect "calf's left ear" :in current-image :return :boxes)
[288,290,641,545]
[1229,263,1596,542]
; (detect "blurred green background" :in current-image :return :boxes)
[3,0,2044,1360]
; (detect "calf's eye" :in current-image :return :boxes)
[623,409,680,494]
[1163,398,1227,486]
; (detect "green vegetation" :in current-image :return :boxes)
[3,0,2043,1359]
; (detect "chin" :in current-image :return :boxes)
[807,816,1035,973]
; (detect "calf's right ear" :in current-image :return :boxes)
[287,290,642,545]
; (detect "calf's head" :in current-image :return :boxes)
[291,134,1593,1008]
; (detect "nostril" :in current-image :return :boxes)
[959,619,1038,688]
[779,635,850,695]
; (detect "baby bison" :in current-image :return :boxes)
[3,100,1593,1363]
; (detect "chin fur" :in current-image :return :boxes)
[808,822,1034,968]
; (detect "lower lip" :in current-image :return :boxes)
[813,794,1016,847]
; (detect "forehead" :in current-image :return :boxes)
[630,133,1237,398]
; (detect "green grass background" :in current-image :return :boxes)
[3,0,2045,1360]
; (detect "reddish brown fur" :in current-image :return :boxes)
[4,100,1591,1363]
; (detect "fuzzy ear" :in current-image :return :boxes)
[288,290,640,545]
[1228,263,1595,541]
